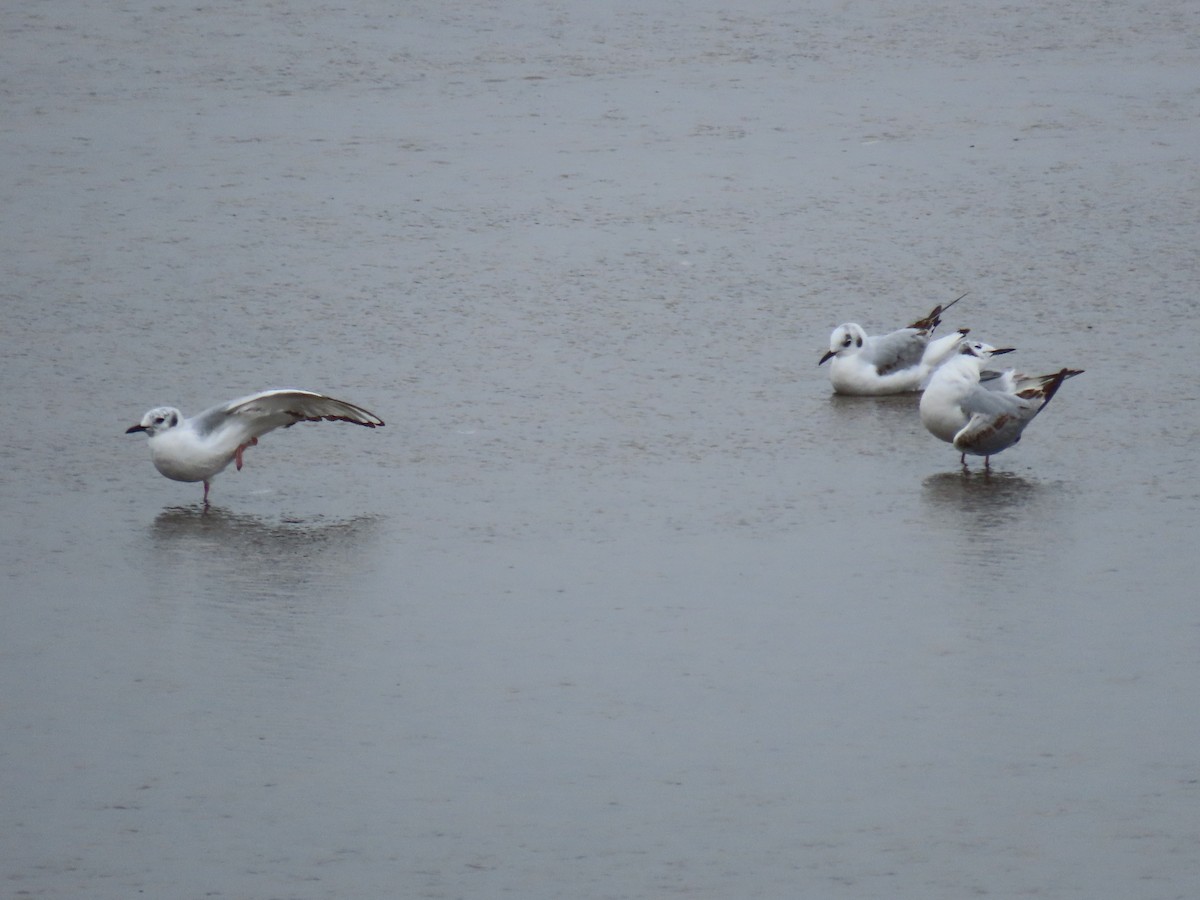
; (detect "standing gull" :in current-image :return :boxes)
[126,389,384,505]
[919,344,1082,469]
[818,294,969,395]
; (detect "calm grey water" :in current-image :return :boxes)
[3,2,1198,898]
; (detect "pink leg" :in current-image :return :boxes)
[234,436,259,471]
[203,480,211,506]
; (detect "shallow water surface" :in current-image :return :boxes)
[3,2,1198,898]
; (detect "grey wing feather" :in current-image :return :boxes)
[195,390,384,437]
[978,369,1009,389]
[956,367,1081,455]
[189,400,243,436]
[953,385,1037,454]
[959,382,1026,417]
[954,410,1026,455]
[869,329,928,375]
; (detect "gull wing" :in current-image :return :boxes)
[952,384,1030,454]
[1011,368,1083,401]
[960,380,1027,418]
[193,389,384,438]
[869,328,928,375]
[953,368,1082,455]
[978,368,1014,391]
[954,409,1028,456]
[905,292,966,333]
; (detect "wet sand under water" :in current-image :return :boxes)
[2,2,1198,898]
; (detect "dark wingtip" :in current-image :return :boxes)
[907,292,968,332]
[1039,367,1084,406]
[907,308,942,331]
[902,292,969,331]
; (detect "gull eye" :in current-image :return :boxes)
[842,335,853,348]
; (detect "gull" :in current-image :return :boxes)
[919,344,1082,469]
[126,389,384,505]
[962,340,1020,390]
[818,293,969,395]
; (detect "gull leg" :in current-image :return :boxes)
[959,452,968,470]
[234,436,259,471]
[984,456,992,472]
[202,480,211,508]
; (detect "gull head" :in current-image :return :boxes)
[961,342,1015,360]
[126,406,182,437]
[819,323,866,365]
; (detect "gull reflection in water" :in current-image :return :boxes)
[150,507,383,590]
[145,507,385,674]
[922,469,1042,515]
[921,469,1071,572]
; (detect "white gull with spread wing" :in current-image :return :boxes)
[126,389,384,504]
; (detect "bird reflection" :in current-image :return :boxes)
[152,504,380,547]
[144,507,385,675]
[921,469,1068,572]
[818,393,923,450]
[150,506,382,595]
[141,508,384,681]
[826,392,919,418]
[921,469,1041,515]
